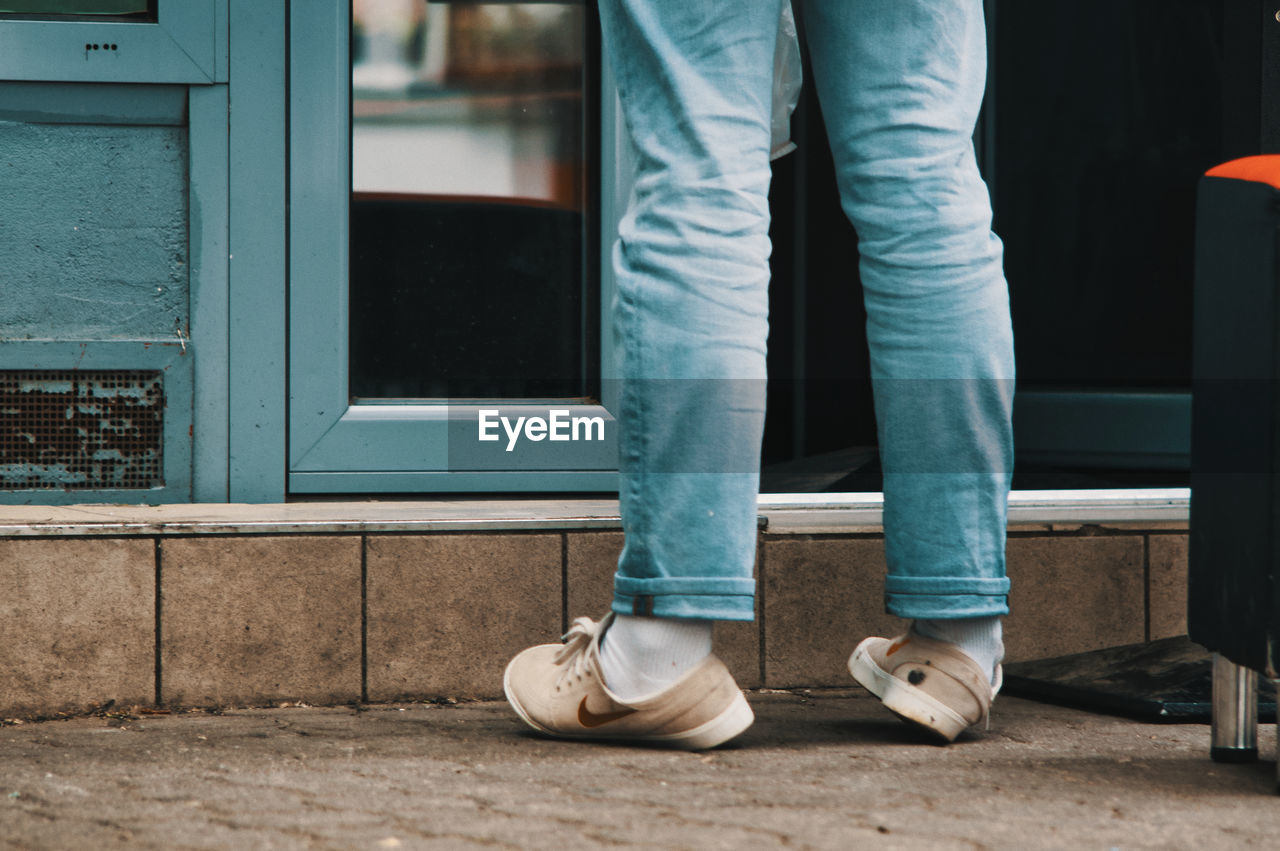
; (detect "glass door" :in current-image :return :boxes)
[289,0,617,493]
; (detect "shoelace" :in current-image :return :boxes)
[553,615,603,688]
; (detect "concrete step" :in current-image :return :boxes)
[0,490,1190,719]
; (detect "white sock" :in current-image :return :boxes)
[913,616,1004,685]
[598,614,713,701]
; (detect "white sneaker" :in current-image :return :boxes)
[849,630,1001,742]
[504,614,754,749]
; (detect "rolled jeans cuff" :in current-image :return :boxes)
[884,575,1010,619]
[612,576,757,621]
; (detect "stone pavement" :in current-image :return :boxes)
[1,690,1276,850]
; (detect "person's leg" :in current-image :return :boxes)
[800,0,1013,736]
[604,0,783,627]
[503,0,781,747]
[597,0,787,703]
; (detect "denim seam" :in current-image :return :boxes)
[615,246,651,590]
[615,583,757,595]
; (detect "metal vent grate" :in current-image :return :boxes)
[0,370,164,490]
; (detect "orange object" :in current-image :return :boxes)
[1205,155,1280,189]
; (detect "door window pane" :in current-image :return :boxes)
[350,0,594,400]
[993,1,1222,386]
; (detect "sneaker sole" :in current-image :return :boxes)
[503,664,754,750]
[847,639,969,742]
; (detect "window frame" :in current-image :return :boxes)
[0,0,225,83]
[288,0,621,494]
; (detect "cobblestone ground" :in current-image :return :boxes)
[1,691,1277,849]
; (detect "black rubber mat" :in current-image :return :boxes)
[1002,636,1277,722]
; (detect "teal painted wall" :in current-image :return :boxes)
[0,121,189,340]
[0,2,284,504]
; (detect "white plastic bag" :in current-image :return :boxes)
[770,0,803,160]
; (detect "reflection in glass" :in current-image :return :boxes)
[353,1,583,205]
[350,0,593,400]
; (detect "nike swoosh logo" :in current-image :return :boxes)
[577,697,637,728]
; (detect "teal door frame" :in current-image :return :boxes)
[0,1,290,504]
[223,0,287,502]
[287,2,623,494]
[0,6,227,505]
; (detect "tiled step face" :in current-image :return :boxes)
[0,538,154,717]
[1148,534,1190,641]
[159,536,362,707]
[365,534,561,701]
[0,502,1190,718]
[1004,535,1146,663]
[762,538,907,688]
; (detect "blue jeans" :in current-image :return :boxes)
[604,0,1015,622]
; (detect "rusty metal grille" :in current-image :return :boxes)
[0,370,164,490]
